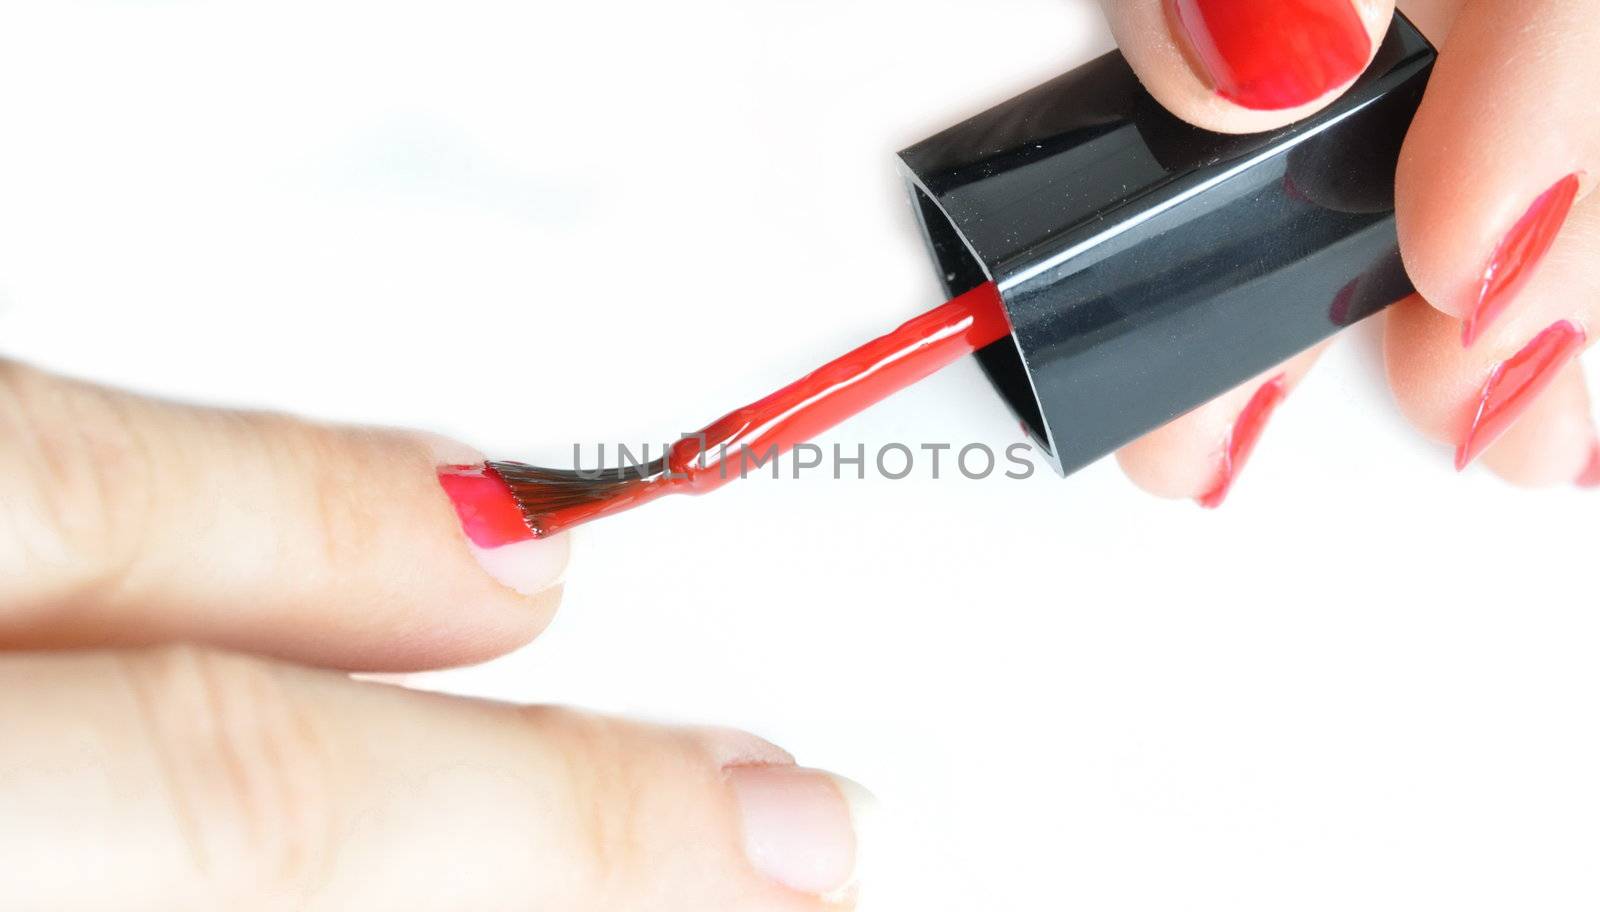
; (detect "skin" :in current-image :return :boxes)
[0,361,844,911]
[1,2,1593,905]
[1108,0,1600,493]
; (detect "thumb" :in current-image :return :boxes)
[1100,0,1396,134]
[0,645,876,911]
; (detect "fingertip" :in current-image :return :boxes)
[1195,373,1288,509]
[1476,364,1597,488]
[1116,420,1233,501]
[1118,348,1322,506]
[1106,0,1393,134]
[726,765,874,902]
[823,773,879,907]
[462,535,570,597]
[1394,0,1600,337]
[1401,163,1585,337]
[428,448,569,599]
[337,439,571,671]
[1117,375,1288,508]
[1386,298,1595,483]
[1170,0,1375,111]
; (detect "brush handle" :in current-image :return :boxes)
[666,282,1010,493]
[899,13,1435,477]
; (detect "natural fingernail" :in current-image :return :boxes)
[1464,174,1582,346]
[1198,374,1287,509]
[1456,321,1588,471]
[1577,442,1600,489]
[728,765,876,902]
[1168,0,1371,111]
[437,463,567,595]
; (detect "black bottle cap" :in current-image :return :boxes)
[899,14,1436,476]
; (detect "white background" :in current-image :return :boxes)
[2,2,1596,909]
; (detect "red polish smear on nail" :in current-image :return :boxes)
[1575,443,1600,489]
[1455,321,1587,471]
[1198,374,1287,509]
[497,282,1013,538]
[1169,0,1371,111]
[437,464,536,548]
[1464,174,1582,346]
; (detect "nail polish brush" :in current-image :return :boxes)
[447,14,1435,540]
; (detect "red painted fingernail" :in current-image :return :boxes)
[437,464,535,548]
[1464,174,1582,347]
[1455,321,1587,471]
[1198,374,1287,509]
[1577,443,1600,489]
[1168,0,1371,111]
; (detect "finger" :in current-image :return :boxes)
[0,360,567,671]
[1476,363,1596,488]
[1386,294,1596,485]
[1099,0,1396,134]
[0,645,874,911]
[1117,344,1327,507]
[1395,0,1600,345]
[1385,196,1599,481]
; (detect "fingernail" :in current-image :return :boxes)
[728,765,876,902]
[1168,0,1371,111]
[437,464,566,595]
[1198,374,1287,509]
[1464,174,1582,346]
[1577,442,1600,489]
[1456,321,1587,471]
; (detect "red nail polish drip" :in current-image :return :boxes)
[1464,174,1582,346]
[1197,374,1287,509]
[1456,320,1587,471]
[487,282,1012,537]
[1169,0,1371,111]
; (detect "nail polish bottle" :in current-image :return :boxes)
[899,13,1435,476]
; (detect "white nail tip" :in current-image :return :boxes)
[466,536,569,596]
[824,773,879,908]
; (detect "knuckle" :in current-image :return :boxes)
[521,708,653,902]
[258,417,403,567]
[0,362,156,597]
[120,645,337,898]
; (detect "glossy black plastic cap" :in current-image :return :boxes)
[899,15,1435,476]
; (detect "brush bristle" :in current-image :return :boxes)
[487,459,666,536]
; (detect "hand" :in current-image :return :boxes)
[0,361,869,911]
[1103,0,1599,502]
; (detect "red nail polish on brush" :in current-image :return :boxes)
[1463,174,1582,347]
[1169,0,1372,111]
[1456,321,1587,471]
[437,465,535,548]
[1197,375,1287,509]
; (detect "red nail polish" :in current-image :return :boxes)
[1455,321,1587,471]
[1168,0,1371,111]
[1198,374,1287,509]
[1464,174,1582,346]
[1578,443,1600,489]
[437,464,535,548]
